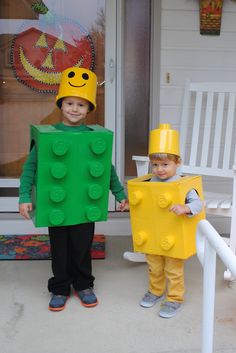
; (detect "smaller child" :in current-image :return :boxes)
[139,151,203,318]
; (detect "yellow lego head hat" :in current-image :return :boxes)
[56,67,97,111]
[148,123,180,156]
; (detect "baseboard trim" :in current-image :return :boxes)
[0,213,230,236]
[0,213,132,236]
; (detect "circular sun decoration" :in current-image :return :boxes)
[11,2,95,94]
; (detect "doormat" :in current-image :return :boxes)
[0,234,105,260]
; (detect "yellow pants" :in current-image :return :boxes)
[146,254,185,303]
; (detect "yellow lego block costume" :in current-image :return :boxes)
[128,123,205,260]
[128,174,205,259]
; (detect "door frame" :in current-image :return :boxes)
[150,0,161,130]
[105,0,161,210]
[105,0,161,165]
[105,0,125,211]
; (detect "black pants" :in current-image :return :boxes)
[48,222,95,296]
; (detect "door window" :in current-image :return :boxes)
[0,0,105,177]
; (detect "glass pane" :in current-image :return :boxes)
[0,0,105,177]
[124,0,150,177]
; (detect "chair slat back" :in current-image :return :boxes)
[189,91,202,166]
[212,92,224,168]
[201,91,213,167]
[223,93,235,170]
[180,80,236,178]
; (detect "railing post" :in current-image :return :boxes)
[201,238,216,353]
[197,220,236,353]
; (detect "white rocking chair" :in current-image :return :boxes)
[126,80,236,279]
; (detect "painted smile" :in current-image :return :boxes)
[19,46,83,85]
[69,82,86,88]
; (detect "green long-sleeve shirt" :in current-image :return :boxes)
[19,123,127,204]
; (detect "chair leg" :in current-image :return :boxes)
[229,215,236,255]
[224,171,236,281]
[229,172,236,255]
[123,251,146,262]
[225,225,236,281]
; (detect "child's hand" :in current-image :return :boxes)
[169,204,191,215]
[118,199,129,212]
[19,203,32,219]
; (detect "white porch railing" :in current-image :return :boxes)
[196,220,236,353]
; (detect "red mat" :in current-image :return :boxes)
[0,234,105,260]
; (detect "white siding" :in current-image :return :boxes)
[159,0,236,234]
[160,0,236,125]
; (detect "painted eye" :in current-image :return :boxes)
[68,71,75,78]
[82,73,89,80]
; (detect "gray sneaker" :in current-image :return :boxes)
[139,291,164,308]
[159,301,182,318]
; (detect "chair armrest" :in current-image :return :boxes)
[132,155,149,176]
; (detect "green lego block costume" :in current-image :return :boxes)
[19,123,126,227]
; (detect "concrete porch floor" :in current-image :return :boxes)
[0,236,236,353]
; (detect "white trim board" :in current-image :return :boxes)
[0,213,132,236]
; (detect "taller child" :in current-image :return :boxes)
[19,67,128,311]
